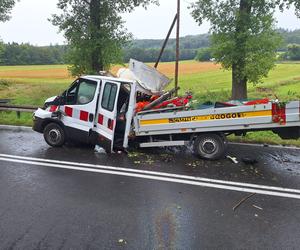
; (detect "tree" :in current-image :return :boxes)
[51,0,158,76]
[284,43,300,60]
[0,0,17,22]
[195,47,212,61]
[191,0,300,100]
[0,0,17,63]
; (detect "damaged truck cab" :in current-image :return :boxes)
[33,75,137,153]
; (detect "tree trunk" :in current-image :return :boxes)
[231,0,252,100]
[232,63,247,100]
[90,0,104,73]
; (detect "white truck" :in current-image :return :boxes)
[33,60,300,160]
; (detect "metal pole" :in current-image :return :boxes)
[154,14,178,69]
[175,0,180,96]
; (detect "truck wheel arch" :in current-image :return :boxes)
[41,119,65,133]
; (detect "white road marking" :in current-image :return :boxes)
[0,154,300,200]
[1,153,300,194]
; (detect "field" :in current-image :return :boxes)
[1,61,300,145]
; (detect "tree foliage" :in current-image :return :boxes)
[195,47,212,61]
[281,43,300,60]
[0,0,17,22]
[1,30,300,66]
[51,0,158,76]
[0,43,68,65]
[191,0,300,99]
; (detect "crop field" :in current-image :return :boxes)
[0,61,300,145]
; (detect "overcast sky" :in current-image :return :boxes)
[0,0,299,46]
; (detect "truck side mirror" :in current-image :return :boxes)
[58,91,67,105]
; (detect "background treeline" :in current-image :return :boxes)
[0,29,299,65]
[0,43,68,65]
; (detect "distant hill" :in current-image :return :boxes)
[124,29,300,62]
[130,33,210,50]
[129,29,300,50]
[278,28,300,48]
[0,29,299,65]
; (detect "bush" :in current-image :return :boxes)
[280,43,300,61]
[195,48,212,62]
[0,79,13,90]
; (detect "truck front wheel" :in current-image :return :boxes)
[44,123,65,147]
[193,133,226,160]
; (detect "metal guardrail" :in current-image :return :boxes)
[0,99,11,104]
[0,104,39,118]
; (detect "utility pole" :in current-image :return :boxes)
[154,14,178,69]
[175,0,180,96]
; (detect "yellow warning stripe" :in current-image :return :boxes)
[140,110,272,126]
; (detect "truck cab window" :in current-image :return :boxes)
[65,79,97,105]
[102,82,118,111]
[77,81,97,105]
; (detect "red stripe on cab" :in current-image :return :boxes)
[98,114,104,125]
[49,105,58,112]
[65,106,73,117]
[108,119,114,130]
[80,110,89,122]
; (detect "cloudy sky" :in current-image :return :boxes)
[0,0,299,46]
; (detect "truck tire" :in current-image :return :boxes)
[43,123,65,147]
[193,133,226,160]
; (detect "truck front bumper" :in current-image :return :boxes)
[32,116,44,133]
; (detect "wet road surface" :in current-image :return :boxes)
[0,126,300,249]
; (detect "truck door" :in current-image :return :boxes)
[60,78,99,142]
[95,80,121,152]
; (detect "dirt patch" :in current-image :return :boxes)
[0,68,71,79]
[157,62,221,76]
[111,62,222,77]
[0,62,221,80]
[256,87,273,93]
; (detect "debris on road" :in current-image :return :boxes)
[242,157,258,165]
[186,160,206,168]
[118,239,127,245]
[94,145,106,154]
[253,205,263,210]
[227,155,238,164]
[233,193,256,211]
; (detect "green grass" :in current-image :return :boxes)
[0,62,300,147]
[229,131,300,147]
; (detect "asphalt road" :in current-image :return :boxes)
[0,126,300,249]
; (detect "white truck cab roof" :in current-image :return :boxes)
[82,75,134,85]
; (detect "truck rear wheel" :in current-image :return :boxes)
[44,123,65,147]
[193,133,226,160]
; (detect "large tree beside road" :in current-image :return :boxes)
[0,0,18,62]
[191,0,300,100]
[51,0,158,76]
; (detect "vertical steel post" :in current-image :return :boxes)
[175,0,180,96]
